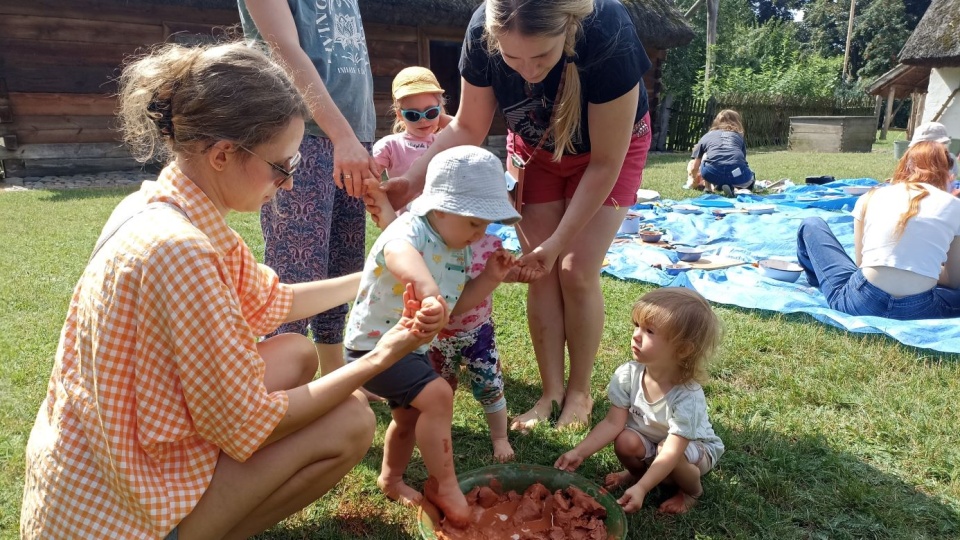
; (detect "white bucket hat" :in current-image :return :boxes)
[910,122,951,147]
[409,146,522,225]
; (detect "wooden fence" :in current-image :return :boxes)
[658,93,876,152]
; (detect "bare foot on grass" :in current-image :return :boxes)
[424,476,471,528]
[377,475,423,507]
[658,490,700,514]
[509,397,560,433]
[602,470,637,491]
[557,392,593,430]
[492,437,515,463]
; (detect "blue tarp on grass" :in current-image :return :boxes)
[489,179,960,354]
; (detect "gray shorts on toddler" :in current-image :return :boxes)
[346,348,439,409]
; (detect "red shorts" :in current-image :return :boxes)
[506,112,651,207]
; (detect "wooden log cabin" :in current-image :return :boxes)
[0,0,693,180]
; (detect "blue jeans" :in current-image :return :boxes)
[700,161,753,188]
[796,217,960,319]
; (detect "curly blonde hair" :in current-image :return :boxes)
[631,288,721,385]
[118,41,308,164]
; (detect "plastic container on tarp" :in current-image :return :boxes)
[417,463,628,540]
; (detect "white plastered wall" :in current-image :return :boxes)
[922,66,960,137]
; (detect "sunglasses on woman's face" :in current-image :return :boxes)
[240,145,302,187]
[400,105,441,123]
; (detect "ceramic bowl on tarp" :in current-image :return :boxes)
[758,259,803,282]
[746,205,776,215]
[672,204,702,214]
[843,185,872,196]
[665,262,692,275]
[417,463,627,540]
[675,246,704,262]
[639,231,663,243]
[618,215,641,235]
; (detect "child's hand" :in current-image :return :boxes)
[409,294,449,338]
[617,484,648,513]
[362,177,397,229]
[554,450,584,472]
[481,248,519,283]
[379,285,437,360]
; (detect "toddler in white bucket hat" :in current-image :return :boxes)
[344,145,520,523]
[409,145,522,226]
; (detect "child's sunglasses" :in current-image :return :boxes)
[400,105,441,123]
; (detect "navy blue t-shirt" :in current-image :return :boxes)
[459,0,651,153]
[691,130,747,166]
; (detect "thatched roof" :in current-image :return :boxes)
[358,0,694,50]
[899,0,960,67]
[621,0,695,49]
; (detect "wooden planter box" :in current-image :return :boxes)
[788,116,876,153]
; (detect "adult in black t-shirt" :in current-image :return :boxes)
[688,109,754,197]
[369,0,653,431]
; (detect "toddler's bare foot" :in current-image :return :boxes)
[509,397,560,433]
[492,437,515,463]
[424,476,471,528]
[557,392,593,429]
[658,490,700,514]
[377,475,423,507]
[602,470,637,491]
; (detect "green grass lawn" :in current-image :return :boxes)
[3,136,959,539]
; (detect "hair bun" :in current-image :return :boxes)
[146,97,175,139]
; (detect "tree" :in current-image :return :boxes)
[802,0,931,82]
[854,0,911,80]
[663,0,758,96]
[750,0,812,23]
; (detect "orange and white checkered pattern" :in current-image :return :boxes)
[21,163,293,539]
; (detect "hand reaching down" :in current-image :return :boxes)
[481,249,519,283]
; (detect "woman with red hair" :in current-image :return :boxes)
[796,141,960,319]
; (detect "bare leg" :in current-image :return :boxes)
[377,406,423,506]
[316,342,384,401]
[177,390,376,540]
[510,201,567,433]
[485,408,514,462]
[556,204,626,428]
[604,429,649,490]
[411,378,470,527]
[314,342,344,376]
[259,333,320,392]
[658,449,704,515]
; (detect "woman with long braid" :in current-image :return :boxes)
[369,0,653,430]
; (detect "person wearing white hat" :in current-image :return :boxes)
[910,121,952,147]
[345,146,520,526]
[911,121,958,188]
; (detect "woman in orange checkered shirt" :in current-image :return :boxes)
[20,42,448,540]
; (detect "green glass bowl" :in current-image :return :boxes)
[417,463,628,539]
